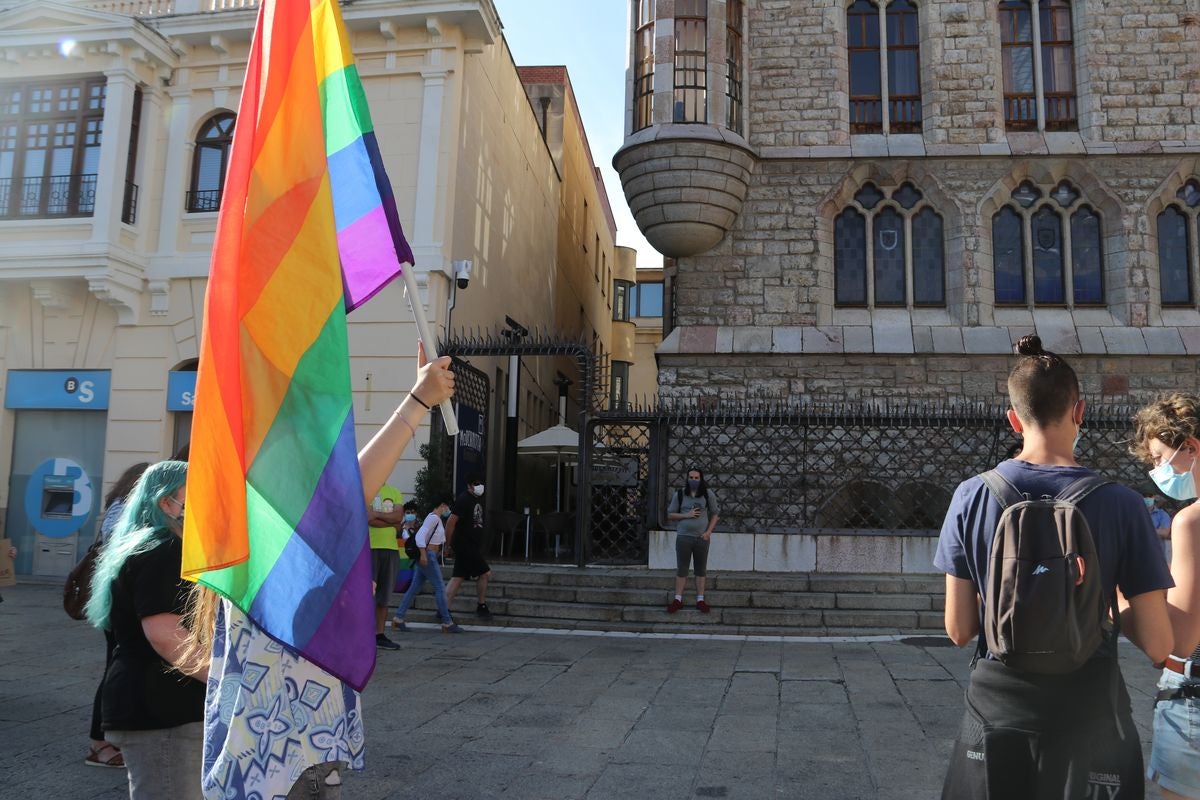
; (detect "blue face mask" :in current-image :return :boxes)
[440,509,451,519]
[403,513,417,523]
[687,479,700,491]
[1149,443,1197,501]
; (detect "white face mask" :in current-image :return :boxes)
[473,484,485,496]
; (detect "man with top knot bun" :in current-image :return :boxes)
[934,335,1173,799]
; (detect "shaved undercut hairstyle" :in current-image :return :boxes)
[1007,335,1080,427]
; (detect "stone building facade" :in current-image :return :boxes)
[612,0,1200,571]
[615,0,1200,406]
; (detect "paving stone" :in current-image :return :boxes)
[0,582,1165,800]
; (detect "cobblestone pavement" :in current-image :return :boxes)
[0,581,1167,800]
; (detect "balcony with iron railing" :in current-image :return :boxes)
[0,174,97,219]
[76,0,258,16]
[185,189,222,213]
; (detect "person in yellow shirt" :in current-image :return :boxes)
[368,484,405,650]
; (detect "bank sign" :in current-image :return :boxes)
[167,370,197,411]
[5,370,110,409]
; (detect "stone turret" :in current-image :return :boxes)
[613,0,753,258]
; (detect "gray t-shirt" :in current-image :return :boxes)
[667,488,719,538]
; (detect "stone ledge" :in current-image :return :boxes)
[662,324,1200,356]
[648,530,937,574]
[755,140,1200,161]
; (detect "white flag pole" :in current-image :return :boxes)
[401,267,459,437]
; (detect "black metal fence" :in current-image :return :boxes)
[583,398,1160,565]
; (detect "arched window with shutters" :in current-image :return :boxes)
[834,182,945,308]
[991,180,1103,306]
[188,112,235,213]
[1157,179,1200,307]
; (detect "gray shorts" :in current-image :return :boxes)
[371,549,399,607]
[675,534,710,578]
[107,722,203,800]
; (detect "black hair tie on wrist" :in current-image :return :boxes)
[409,391,431,410]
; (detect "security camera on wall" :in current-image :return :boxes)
[453,259,473,290]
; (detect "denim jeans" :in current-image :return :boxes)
[286,762,344,800]
[1148,667,1200,798]
[107,722,203,800]
[394,553,451,623]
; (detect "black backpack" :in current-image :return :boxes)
[978,470,1112,674]
[404,530,421,561]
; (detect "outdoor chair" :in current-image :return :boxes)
[494,509,529,559]
[534,511,574,562]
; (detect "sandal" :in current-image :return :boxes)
[85,743,125,768]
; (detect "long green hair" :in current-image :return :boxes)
[86,460,188,631]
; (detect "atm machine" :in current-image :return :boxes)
[3,371,108,577]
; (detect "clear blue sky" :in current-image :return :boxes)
[492,0,659,270]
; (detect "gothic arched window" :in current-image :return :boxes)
[1158,180,1200,307]
[991,180,1103,306]
[834,182,945,307]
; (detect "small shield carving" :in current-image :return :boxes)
[1037,228,1056,250]
[879,229,899,251]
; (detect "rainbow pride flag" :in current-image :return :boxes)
[182,0,413,690]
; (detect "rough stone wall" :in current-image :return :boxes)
[1082,2,1200,145]
[743,1,1200,153]
[920,1,1003,147]
[658,353,1200,405]
[747,0,848,149]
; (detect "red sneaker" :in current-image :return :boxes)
[666,598,684,614]
[696,600,711,614]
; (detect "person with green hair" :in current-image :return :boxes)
[86,459,208,800]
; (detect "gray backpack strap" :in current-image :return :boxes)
[978,469,1025,509]
[1055,475,1111,506]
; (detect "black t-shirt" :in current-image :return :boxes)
[450,491,486,553]
[102,533,206,731]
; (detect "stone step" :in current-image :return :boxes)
[493,582,942,612]
[480,564,942,595]
[398,595,945,633]
[393,565,946,634]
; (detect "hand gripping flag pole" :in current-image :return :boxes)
[401,267,458,437]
